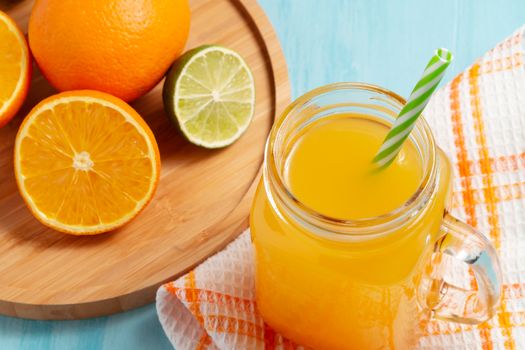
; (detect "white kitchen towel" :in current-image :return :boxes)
[157,26,525,349]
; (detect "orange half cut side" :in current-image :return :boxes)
[14,90,161,235]
[0,10,31,127]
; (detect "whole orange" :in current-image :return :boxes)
[28,0,190,102]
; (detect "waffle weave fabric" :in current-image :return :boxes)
[156,26,525,350]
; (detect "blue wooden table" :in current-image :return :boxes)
[2,0,525,348]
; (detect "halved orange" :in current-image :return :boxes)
[0,10,31,127]
[14,90,161,235]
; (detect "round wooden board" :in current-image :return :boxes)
[0,0,290,320]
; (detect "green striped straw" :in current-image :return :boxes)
[372,48,453,169]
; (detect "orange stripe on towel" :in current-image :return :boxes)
[195,333,212,350]
[186,271,205,325]
[183,272,214,349]
[480,54,522,74]
[205,315,265,340]
[449,74,478,227]
[164,285,256,313]
[469,62,515,350]
[450,180,525,209]
[449,70,493,349]
[475,152,525,173]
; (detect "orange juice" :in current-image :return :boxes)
[284,116,423,219]
[251,113,452,349]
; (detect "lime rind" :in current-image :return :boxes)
[163,45,255,148]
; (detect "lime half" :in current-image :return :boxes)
[163,45,255,148]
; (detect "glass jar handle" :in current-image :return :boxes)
[420,213,502,324]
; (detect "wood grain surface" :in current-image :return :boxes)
[0,0,290,320]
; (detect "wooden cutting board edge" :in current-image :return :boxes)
[0,0,290,320]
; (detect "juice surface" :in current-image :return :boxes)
[285,116,423,219]
[250,114,452,349]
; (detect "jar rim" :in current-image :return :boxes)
[264,82,438,239]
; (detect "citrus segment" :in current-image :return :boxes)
[15,91,160,235]
[0,11,31,127]
[163,45,255,148]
